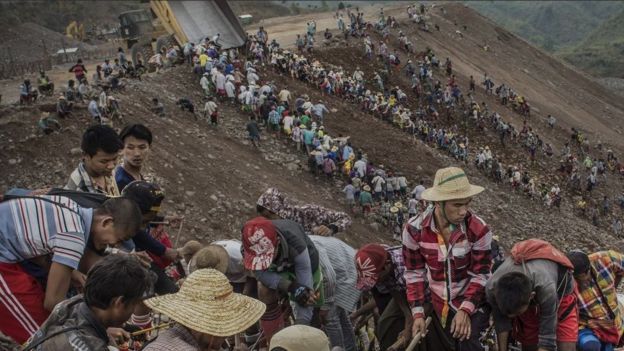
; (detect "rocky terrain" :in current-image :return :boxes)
[2,3,624,254]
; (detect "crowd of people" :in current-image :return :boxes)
[1,136,623,351]
[3,3,624,351]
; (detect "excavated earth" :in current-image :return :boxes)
[2,3,624,253]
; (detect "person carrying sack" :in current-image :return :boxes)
[486,239,578,351]
[403,167,493,351]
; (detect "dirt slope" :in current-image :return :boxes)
[250,3,624,251]
[0,67,378,247]
[2,3,624,253]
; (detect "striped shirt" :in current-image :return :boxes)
[0,196,93,270]
[310,235,361,312]
[402,206,492,319]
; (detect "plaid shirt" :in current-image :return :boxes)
[577,250,624,344]
[143,323,200,351]
[374,245,407,294]
[65,162,120,196]
[402,206,492,320]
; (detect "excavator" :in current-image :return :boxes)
[65,21,86,41]
[118,0,247,66]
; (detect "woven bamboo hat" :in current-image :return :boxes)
[270,325,330,351]
[188,245,230,274]
[144,269,265,337]
[421,167,484,202]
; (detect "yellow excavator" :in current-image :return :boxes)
[65,21,86,41]
[119,0,247,65]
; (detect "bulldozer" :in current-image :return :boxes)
[119,0,247,66]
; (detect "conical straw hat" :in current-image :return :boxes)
[144,269,265,337]
[421,167,484,202]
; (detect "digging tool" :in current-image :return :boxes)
[172,217,185,248]
[130,322,172,337]
[405,317,432,351]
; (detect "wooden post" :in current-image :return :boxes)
[7,46,17,77]
[41,39,52,70]
[60,36,69,62]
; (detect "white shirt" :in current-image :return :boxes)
[204,101,217,115]
[372,175,385,192]
[225,81,236,97]
[215,73,226,90]
[412,184,426,200]
[200,76,210,90]
[211,240,247,284]
[354,160,367,178]
[98,91,107,108]
[283,115,294,130]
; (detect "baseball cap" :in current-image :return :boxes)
[270,325,330,351]
[121,180,165,214]
[355,244,388,291]
[242,217,279,270]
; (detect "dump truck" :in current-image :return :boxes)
[119,0,247,65]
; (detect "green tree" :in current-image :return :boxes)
[338,2,345,10]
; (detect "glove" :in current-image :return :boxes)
[288,282,313,306]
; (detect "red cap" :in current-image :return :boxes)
[355,244,388,291]
[242,216,279,270]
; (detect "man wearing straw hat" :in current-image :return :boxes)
[403,167,493,350]
[143,269,265,351]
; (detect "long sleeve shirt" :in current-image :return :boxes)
[253,219,318,293]
[486,257,573,351]
[310,236,360,312]
[402,207,492,320]
[577,250,624,344]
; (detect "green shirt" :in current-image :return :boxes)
[300,114,310,126]
[359,191,373,205]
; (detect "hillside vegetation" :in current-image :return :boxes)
[467,1,624,77]
[559,9,624,78]
[0,0,143,32]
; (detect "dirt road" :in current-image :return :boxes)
[244,2,393,47]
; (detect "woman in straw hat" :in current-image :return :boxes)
[402,167,493,351]
[143,269,265,351]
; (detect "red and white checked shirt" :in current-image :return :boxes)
[402,206,492,320]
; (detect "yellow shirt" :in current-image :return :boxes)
[199,54,208,67]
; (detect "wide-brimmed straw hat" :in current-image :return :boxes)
[144,269,265,337]
[421,167,484,202]
[179,240,202,258]
[270,325,330,351]
[188,245,230,274]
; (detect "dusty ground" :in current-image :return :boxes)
[2,3,624,252]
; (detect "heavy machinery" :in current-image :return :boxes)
[119,0,247,66]
[65,21,86,41]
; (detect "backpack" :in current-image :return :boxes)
[3,188,108,209]
[510,239,573,270]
